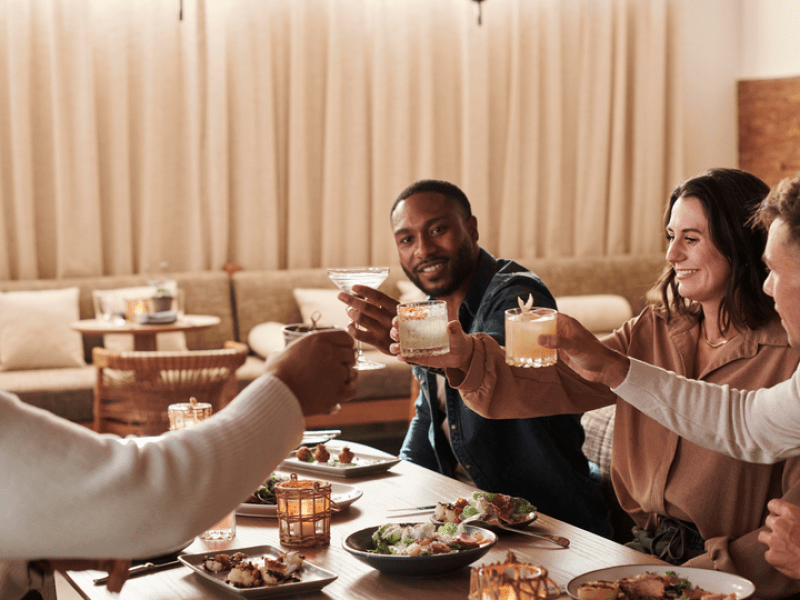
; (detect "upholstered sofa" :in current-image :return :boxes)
[0,254,665,446]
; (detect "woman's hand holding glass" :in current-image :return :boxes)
[537,312,630,388]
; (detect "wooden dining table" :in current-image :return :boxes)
[63,441,666,600]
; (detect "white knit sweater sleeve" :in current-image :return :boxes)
[1,374,304,560]
[613,357,800,464]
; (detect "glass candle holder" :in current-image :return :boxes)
[469,551,559,600]
[126,298,151,322]
[275,474,332,547]
[168,397,235,541]
[168,397,213,430]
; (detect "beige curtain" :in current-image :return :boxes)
[0,0,680,280]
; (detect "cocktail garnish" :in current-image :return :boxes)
[518,294,534,312]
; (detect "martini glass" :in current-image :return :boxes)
[327,267,390,370]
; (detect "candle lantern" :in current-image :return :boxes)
[275,473,332,547]
[168,397,213,430]
[125,297,150,322]
[469,552,559,600]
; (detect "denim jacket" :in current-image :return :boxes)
[399,249,611,537]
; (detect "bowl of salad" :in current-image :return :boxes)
[342,521,497,576]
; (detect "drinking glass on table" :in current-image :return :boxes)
[327,267,390,370]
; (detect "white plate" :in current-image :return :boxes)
[566,564,756,600]
[236,479,363,517]
[179,544,337,598]
[280,440,401,478]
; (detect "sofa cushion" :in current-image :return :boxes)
[293,288,350,329]
[247,321,286,359]
[555,294,633,337]
[236,351,411,402]
[0,287,87,371]
[0,366,95,422]
[581,404,616,480]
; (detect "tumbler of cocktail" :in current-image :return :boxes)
[504,307,557,368]
[397,300,449,359]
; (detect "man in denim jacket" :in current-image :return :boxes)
[337,179,610,536]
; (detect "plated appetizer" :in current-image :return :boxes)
[433,491,536,525]
[295,443,354,465]
[202,550,305,588]
[577,572,736,600]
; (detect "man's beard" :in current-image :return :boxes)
[402,240,476,298]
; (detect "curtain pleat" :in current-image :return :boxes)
[0,0,679,280]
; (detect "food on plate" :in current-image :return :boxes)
[296,446,313,462]
[202,550,305,588]
[246,473,290,505]
[577,572,737,600]
[575,580,620,600]
[337,446,354,463]
[313,443,330,462]
[295,444,331,463]
[203,552,247,573]
[370,522,486,556]
[433,491,536,524]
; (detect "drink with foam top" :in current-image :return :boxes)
[398,300,449,358]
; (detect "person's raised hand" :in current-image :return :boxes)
[267,329,357,416]
[760,498,800,579]
[336,284,399,355]
[538,312,630,388]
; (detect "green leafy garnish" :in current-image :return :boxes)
[437,522,458,536]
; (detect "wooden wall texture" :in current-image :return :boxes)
[738,76,800,188]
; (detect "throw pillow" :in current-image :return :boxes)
[0,287,87,371]
[554,295,633,337]
[292,288,370,350]
[248,321,287,359]
[292,288,350,330]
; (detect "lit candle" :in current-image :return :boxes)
[126,298,149,321]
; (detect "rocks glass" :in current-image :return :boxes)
[397,300,450,358]
[504,307,557,368]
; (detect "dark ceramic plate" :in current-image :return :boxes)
[342,522,497,576]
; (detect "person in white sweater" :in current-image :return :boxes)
[1,328,357,600]
[541,173,800,579]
